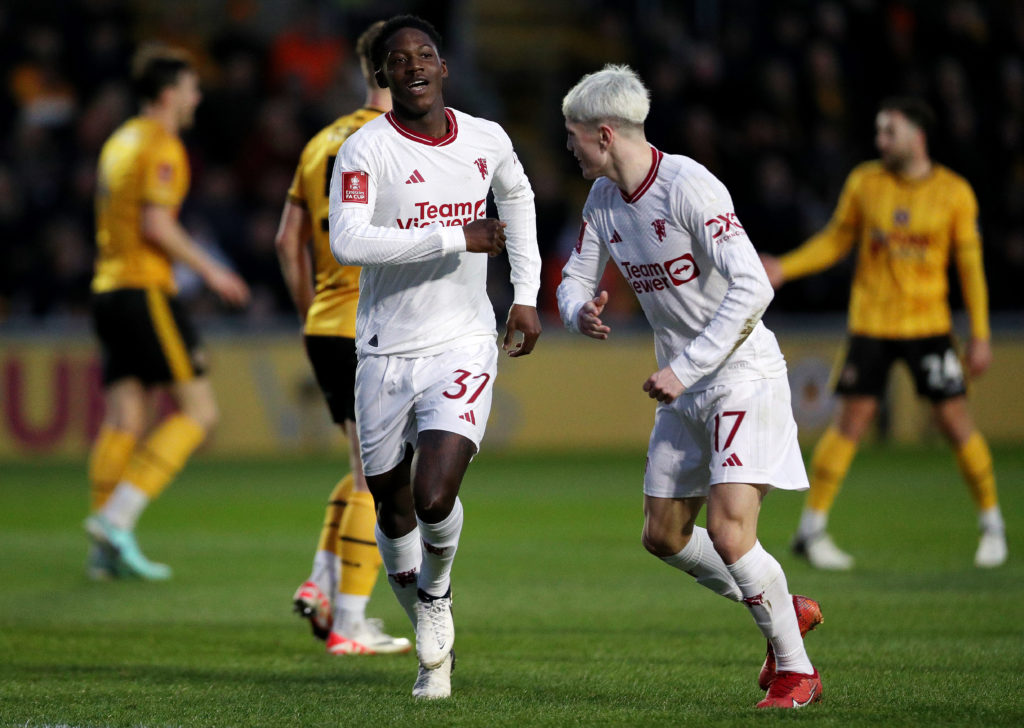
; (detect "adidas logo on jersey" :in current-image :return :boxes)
[722,453,743,466]
[458,411,476,425]
[609,229,623,243]
[405,170,425,184]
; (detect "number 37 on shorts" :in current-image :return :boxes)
[429,341,498,438]
[354,340,498,476]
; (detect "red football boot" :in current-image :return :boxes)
[757,668,822,708]
[292,580,333,640]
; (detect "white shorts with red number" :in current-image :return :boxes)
[643,376,809,499]
[354,339,498,477]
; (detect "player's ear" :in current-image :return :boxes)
[598,124,614,151]
[374,68,388,89]
[440,58,448,80]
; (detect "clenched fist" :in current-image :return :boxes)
[463,219,507,257]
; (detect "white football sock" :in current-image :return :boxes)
[310,549,340,597]
[979,506,1005,534]
[660,526,742,601]
[727,541,813,675]
[375,524,422,628]
[334,593,370,633]
[797,507,828,539]
[100,483,149,531]
[417,497,463,598]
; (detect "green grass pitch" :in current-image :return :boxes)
[1,445,1022,727]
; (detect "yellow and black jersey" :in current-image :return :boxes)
[780,161,989,340]
[287,106,384,338]
[93,117,189,294]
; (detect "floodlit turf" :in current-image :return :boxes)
[1,445,1022,727]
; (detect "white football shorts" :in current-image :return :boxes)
[643,375,809,499]
[354,339,498,477]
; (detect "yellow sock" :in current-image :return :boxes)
[956,432,998,511]
[88,426,137,511]
[121,413,206,498]
[806,426,858,514]
[339,490,383,598]
[317,474,354,555]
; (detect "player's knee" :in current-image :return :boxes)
[641,522,686,557]
[835,398,877,440]
[932,399,973,444]
[108,412,146,438]
[414,492,457,524]
[182,399,219,434]
[706,523,744,562]
[103,398,147,435]
[641,532,671,557]
[376,506,415,538]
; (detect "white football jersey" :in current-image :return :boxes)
[328,107,540,357]
[558,147,787,391]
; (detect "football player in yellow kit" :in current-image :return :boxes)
[275,21,410,656]
[761,97,1006,570]
[86,44,250,580]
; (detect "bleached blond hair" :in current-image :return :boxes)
[561,64,650,129]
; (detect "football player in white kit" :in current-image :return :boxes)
[328,15,542,699]
[557,65,824,709]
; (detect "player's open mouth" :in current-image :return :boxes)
[408,79,428,93]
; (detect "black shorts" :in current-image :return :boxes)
[834,334,967,402]
[91,288,206,387]
[304,334,357,424]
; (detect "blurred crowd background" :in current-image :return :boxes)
[1,0,1022,331]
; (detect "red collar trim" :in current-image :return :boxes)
[621,147,663,203]
[386,108,458,146]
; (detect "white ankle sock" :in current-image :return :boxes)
[727,542,813,675]
[797,508,827,539]
[660,527,742,601]
[100,483,149,531]
[979,506,1004,534]
[375,524,421,628]
[310,549,339,597]
[416,497,463,598]
[334,594,370,632]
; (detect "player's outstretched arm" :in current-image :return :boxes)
[503,304,541,357]
[577,290,611,340]
[758,253,786,289]
[142,204,250,307]
[463,219,507,257]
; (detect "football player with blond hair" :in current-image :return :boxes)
[558,64,823,709]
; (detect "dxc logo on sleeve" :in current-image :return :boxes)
[704,212,745,242]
